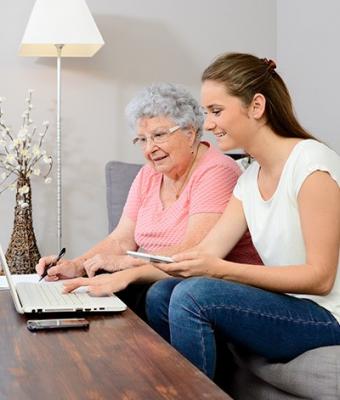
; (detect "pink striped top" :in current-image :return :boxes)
[123,142,262,264]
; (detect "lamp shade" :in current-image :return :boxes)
[19,0,104,57]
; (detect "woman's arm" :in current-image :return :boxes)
[65,194,250,294]
[63,264,170,296]
[159,194,248,258]
[38,165,146,280]
[158,171,340,295]
[37,215,140,279]
[65,210,228,293]
[72,212,228,292]
[195,194,248,257]
[154,194,248,259]
[154,212,226,256]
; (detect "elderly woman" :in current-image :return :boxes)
[37,83,261,313]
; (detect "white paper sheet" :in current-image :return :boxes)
[0,274,40,290]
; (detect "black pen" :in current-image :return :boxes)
[39,247,66,282]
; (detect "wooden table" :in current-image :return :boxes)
[0,290,232,400]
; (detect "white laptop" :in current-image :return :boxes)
[0,245,127,314]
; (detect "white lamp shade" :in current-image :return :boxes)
[19,0,104,57]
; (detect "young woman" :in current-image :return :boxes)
[145,53,340,379]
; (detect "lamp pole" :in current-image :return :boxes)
[19,0,104,251]
[56,44,63,250]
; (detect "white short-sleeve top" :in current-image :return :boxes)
[234,140,340,321]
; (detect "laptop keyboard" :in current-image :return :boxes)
[16,282,106,308]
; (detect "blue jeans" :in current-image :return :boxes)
[146,277,340,379]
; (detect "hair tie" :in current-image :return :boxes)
[262,58,277,73]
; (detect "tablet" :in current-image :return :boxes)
[126,251,174,264]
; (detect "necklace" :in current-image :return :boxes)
[173,144,200,199]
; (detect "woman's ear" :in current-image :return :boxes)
[186,127,197,147]
[249,93,266,120]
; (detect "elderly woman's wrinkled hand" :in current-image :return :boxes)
[62,271,131,297]
[153,251,223,278]
[83,253,146,278]
[36,256,83,281]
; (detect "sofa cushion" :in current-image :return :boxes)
[229,344,340,400]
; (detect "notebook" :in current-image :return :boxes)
[0,245,127,314]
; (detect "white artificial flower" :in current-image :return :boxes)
[18,128,28,138]
[18,185,29,195]
[1,91,53,193]
[21,202,29,209]
[5,153,15,163]
[20,148,30,158]
[32,145,40,156]
[13,138,22,147]
[43,155,52,164]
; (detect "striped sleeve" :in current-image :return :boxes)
[189,163,240,215]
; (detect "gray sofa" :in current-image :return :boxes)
[106,160,340,400]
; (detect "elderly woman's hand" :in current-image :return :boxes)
[83,253,146,278]
[36,256,84,281]
[63,271,131,297]
[153,251,224,278]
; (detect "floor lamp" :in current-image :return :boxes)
[19,0,104,250]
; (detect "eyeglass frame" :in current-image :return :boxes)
[132,125,181,148]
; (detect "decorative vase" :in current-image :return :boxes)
[5,175,41,274]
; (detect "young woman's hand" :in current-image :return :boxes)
[83,253,146,278]
[154,251,224,278]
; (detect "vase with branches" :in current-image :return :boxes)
[0,91,52,273]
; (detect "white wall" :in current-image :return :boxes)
[0,0,276,258]
[277,0,340,152]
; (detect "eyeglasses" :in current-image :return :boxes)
[132,125,181,148]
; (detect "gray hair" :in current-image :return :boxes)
[125,82,204,140]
